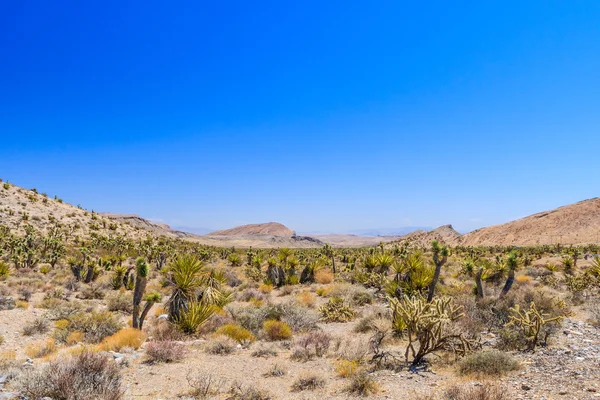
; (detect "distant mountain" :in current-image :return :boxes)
[206,222,295,237]
[347,227,430,237]
[173,226,214,236]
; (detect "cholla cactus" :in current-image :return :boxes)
[390,295,469,366]
[506,301,563,351]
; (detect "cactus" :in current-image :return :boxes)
[319,297,356,322]
[390,295,470,366]
[506,301,563,351]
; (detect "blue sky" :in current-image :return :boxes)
[1,1,600,234]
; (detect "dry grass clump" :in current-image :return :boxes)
[251,345,278,358]
[145,340,187,363]
[66,331,85,345]
[215,324,256,344]
[290,331,332,361]
[296,291,316,307]
[263,320,292,341]
[344,371,379,397]
[25,338,57,358]
[106,290,133,313]
[205,335,237,355]
[443,384,508,400]
[229,381,272,400]
[258,284,273,294]
[99,328,145,352]
[17,351,123,400]
[148,319,185,342]
[458,350,520,377]
[186,371,225,399]
[22,317,50,336]
[68,311,123,343]
[262,363,285,377]
[291,373,326,392]
[334,359,360,378]
[315,269,334,284]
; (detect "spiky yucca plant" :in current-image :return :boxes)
[175,302,216,334]
[166,255,207,322]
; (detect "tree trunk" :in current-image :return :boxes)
[427,263,442,302]
[475,268,484,299]
[132,275,147,329]
[500,269,515,297]
[138,300,155,330]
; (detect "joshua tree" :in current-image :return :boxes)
[427,240,449,302]
[165,255,207,321]
[132,257,148,329]
[500,251,519,297]
[322,244,336,274]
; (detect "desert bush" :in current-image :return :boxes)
[215,324,256,344]
[43,299,85,320]
[334,337,370,363]
[238,288,267,303]
[23,317,50,336]
[0,261,10,280]
[263,363,285,377]
[319,297,356,322]
[25,338,57,358]
[78,284,105,300]
[148,319,185,341]
[335,359,360,378]
[458,350,520,376]
[439,384,508,400]
[186,371,224,399]
[291,374,325,392]
[18,285,33,301]
[228,381,272,400]
[99,328,145,351]
[17,351,123,400]
[145,340,187,363]
[66,331,85,345]
[296,291,316,307]
[315,269,334,284]
[290,331,332,361]
[106,291,133,313]
[205,335,237,355]
[68,311,123,343]
[263,320,292,341]
[228,303,317,334]
[344,371,379,397]
[251,345,278,358]
[588,301,600,328]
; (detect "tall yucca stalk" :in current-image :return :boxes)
[166,255,207,322]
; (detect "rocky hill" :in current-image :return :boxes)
[392,225,463,248]
[206,222,295,237]
[461,198,600,246]
[0,183,186,239]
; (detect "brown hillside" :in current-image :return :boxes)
[462,198,600,246]
[393,225,463,247]
[206,222,295,237]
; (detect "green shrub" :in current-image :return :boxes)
[263,320,292,341]
[215,324,256,344]
[319,297,356,323]
[68,311,122,343]
[458,350,520,376]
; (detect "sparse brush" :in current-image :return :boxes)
[17,351,123,400]
[205,335,237,355]
[291,374,325,392]
[145,340,187,363]
[186,371,224,399]
[290,331,332,361]
[458,350,520,376]
[344,371,379,397]
[25,338,57,358]
[251,345,278,358]
[228,381,272,400]
[334,359,360,378]
[263,363,285,377]
[22,317,50,336]
[68,311,123,343]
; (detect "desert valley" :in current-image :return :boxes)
[0,180,598,399]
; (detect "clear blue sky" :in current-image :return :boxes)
[1,1,599,234]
